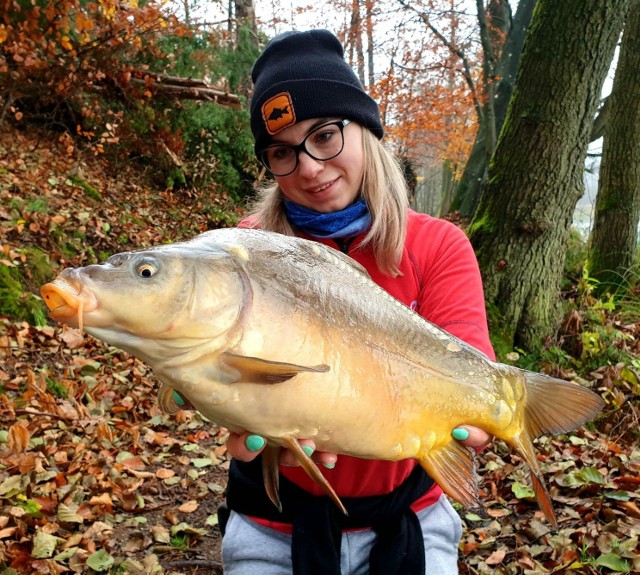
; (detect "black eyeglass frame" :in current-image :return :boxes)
[258,119,352,177]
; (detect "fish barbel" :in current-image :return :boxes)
[41,228,604,525]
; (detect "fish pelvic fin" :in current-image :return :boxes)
[261,445,282,512]
[221,352,329,384]
[521,372,605,438]
[418,441,478,508]
[281,437,348,516]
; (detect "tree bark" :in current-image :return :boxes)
[451,0,536,217]
[469,0,630,350]
[588,0,640,289]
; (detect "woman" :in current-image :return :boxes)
[221,29,495,575]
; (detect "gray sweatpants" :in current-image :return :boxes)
[222,494,462,575]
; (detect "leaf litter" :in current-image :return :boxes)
[1,126,639,574]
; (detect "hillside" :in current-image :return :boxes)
[1,124,639,574]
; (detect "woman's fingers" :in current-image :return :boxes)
[226,433,338,469]
[226,431,265,462]
[452,425,492,453]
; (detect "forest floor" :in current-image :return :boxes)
[0,124,639,575]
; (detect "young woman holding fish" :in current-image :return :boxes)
[221,29,494,575]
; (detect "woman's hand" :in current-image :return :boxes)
[227,426,490,468]
[452,425,492,453]
[227,431,337,469]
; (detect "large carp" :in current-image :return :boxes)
[41,228,604,525]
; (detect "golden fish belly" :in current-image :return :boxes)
[170,325,517,463]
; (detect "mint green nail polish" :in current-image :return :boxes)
[452,428,469,441]
[246,435,265,452]
[323,462,335,470]
[172,391,185,407]
[302,445,315,457]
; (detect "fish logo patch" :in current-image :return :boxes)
[262,92,296,135]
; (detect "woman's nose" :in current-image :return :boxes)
[297,151,324,178]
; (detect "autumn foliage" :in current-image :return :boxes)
[1,0,189,149]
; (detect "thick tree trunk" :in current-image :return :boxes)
[588,0,640,288]
[451,0,536,217]
[469,0,629,350]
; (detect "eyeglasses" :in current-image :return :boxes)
[258,119,351,177]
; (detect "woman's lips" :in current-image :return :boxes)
[306,178,338,194]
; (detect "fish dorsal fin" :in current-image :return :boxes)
[281,437,348,515]
[417,441,478,508]
[221,352,330,384]
[301,241,370,279]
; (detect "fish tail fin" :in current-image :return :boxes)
[417,440,479,508]
[507,372,604,527]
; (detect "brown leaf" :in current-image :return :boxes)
[7,422,30,455]
[156,468,175,479]
[485,549,507,566]
[178,500,199,513]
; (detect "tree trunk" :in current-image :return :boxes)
[235,0,256,33]
[588,0,640,289]
[365,0,375,87]
[469,0,629,350]
[451,0,536,217]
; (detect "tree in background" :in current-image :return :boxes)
[469,0,631,350]
[587,0,640,290]
[450,0,537,217]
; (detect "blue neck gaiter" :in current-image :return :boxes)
[283,197,371,239]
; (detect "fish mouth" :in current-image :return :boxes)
[41,279,98,331]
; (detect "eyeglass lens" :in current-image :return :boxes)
[261,121,347,176]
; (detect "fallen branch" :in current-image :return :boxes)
[135,72,242,108]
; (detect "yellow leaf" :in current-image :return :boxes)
[60,35,73,51]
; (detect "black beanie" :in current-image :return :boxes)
[250,29,384,154]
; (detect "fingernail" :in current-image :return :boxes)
[172,391,185,407]
[302,445,315,457]
[452,428,469,441]
[323,462,335,469]
[246,435,265,452]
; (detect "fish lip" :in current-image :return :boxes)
[40,279,97,323]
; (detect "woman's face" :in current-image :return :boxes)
[270,118,365,213]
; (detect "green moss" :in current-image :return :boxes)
[22,247,55,286]
[468,210,496,239]
[485,301,515,360]
[70,176,103,201]
[0,263,47,325]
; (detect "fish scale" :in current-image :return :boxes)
[41,227,605,525]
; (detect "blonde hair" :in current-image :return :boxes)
[248,127,410,276]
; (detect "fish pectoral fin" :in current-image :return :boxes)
[418,441,478,508]
[282,437,348,516]
[221,352,330,384]
[262,445,282,512]
[158,383,187,414]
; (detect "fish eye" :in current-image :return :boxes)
[134,258,159,279]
